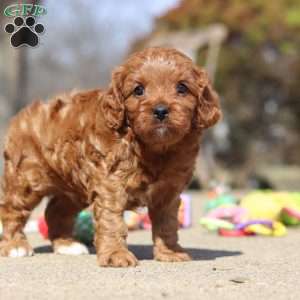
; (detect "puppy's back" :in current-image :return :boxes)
[3,89,102,170]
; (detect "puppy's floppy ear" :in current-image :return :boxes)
[101,66,125,130]
[193,66,222,130]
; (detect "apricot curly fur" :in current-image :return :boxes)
[0,47,221,266]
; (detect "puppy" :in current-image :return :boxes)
[0,47,221,267]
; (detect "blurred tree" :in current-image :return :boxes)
[26,0,177,102]
[147,0,300,179]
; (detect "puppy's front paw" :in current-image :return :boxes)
[98,249,139,268]
[0,240,34,257]
[154,248,191,262]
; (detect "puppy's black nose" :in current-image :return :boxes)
[153,105,169,121]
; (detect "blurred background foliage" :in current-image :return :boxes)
[148,0,300,174]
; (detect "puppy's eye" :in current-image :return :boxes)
[133,85,145,96]
[176,82,189,95]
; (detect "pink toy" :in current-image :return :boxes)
[282,207,300,220]
[207,206,247,224]
[178,194,192,228]
[139,194,192,229]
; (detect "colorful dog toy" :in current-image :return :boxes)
[235,220,273,230]
[38,216,48,239]
[38,194,192,243]
[280,207,300,225]
[204,194,237,212]
[73,211,94,245]
[200,190,300,238]
[240,191,284,221]
[199,217,235,231]
[243,221,286,237]
[219,228,251,237]
[206,206,248,224]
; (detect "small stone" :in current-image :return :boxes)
[230,277,249,284]
[212,267,232,271]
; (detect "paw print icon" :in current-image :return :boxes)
[4,16,44,48]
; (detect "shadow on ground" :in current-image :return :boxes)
[34,244,242,261]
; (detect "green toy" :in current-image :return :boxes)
[204,194,237,212]
[73,211,94,245]
[280,207,300,225]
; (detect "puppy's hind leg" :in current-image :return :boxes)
[45,195,89,255]
[0,190,43,257]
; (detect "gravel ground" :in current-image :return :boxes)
[1,192,300,300]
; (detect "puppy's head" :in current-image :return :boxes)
[101,47,221,149]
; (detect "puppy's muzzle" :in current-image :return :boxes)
[153,105,169,121]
